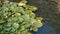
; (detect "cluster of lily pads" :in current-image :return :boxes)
[0,0,43,34]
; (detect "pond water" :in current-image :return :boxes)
[31,24,58,34]
[27,0,60,34]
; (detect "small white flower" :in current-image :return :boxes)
[13,23,19,29]
[10,2,13,4]
[18,2,25,6]
[14,23,19,26]
[5,16,8,18]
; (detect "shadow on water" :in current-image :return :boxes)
[9,0,60,34]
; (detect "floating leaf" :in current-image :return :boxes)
[0,0,43,34]
[32,27,38,32]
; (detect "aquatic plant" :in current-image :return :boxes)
[0,0,43,34]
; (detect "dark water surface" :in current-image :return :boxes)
[32,24,58,34]
[27,0,60,34]
[9,0,60,34]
